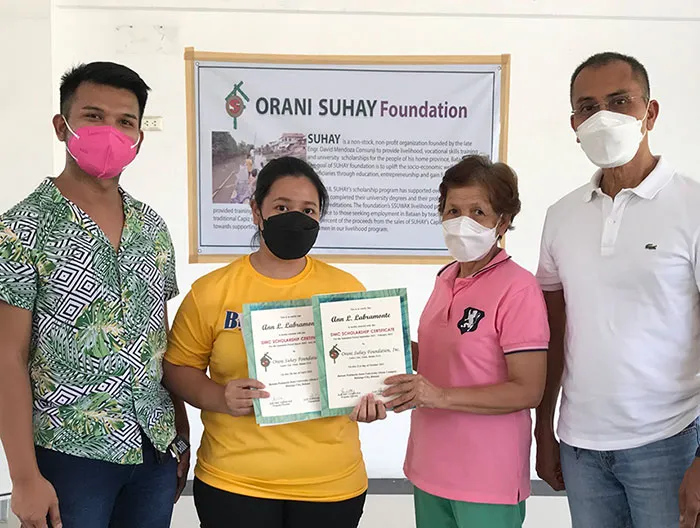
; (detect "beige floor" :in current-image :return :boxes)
[1,496,571,527]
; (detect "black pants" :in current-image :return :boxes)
[193,478,366,528]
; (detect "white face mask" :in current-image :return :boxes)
[442,216,498,263]
[575,107,649,169]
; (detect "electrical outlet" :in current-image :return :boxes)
[142,116,163,131]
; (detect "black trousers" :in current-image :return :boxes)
[193,478,366,528]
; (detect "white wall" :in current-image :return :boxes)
[0,0,54,211]
[0,0,53,497]
[2,0,700,500]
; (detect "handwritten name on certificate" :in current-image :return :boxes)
[313,289,413,417]
[242,300,322,426]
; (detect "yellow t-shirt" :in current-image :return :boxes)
[165,255,368,501]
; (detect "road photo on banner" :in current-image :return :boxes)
[212,131,307,204]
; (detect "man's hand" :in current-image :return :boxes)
[223,379,269,417]
[174,448,190,503]
[350,394,387,423]
[11,474,62,528]
[383,374,446,413]
[680,458,700,528]
[535,431,565,492]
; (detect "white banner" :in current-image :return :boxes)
[189,54,507,260]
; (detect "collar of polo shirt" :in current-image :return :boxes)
[583,156,674,202]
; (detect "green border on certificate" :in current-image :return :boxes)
[243,298,323,426]
[313,288,413,417]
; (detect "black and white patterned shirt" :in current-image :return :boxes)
[0,179,178,464]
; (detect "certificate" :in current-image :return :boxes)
[242,299,322,426]
[313,289,413,417]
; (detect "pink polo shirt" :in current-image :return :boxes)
[404,251,549,505]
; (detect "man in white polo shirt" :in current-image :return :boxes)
[535,51,700,528]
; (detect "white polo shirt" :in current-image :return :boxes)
[537,157,700,451]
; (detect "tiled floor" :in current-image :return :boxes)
[171,495,572,527]
[1,496,572,527]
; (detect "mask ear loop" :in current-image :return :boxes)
[640,100,651,138]
[62,116,80,139]
[254,200,266,239]
[495,214,506,245]
[494,214,504,232]
[119,129,143,171]
[62,116,81,162]
[132,131,142,150]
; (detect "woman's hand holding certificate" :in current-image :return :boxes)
[242,289,412,424]
[223,378,270,417]
[349,394,388,423]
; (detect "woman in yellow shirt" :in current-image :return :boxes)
[163,156,385,528]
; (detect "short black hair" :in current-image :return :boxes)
[60,62,151,121]
[251,156,329,246]
[570,52,650,103]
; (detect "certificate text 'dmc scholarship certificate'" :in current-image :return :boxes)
[313,289,413,417]
[243,299,322,426]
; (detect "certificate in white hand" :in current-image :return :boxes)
[242,299,322,426]
[312,289,413,417]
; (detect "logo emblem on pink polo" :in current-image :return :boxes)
[458,307,485,334]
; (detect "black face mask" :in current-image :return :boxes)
[261,211,320,260]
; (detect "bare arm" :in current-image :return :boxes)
[438,351,546,414]
[0,301,62,526]
[535,290,566,436]
[171,393,189,436]
[162,306,191,503]
[162,361,229,414]
[0,301,39,483]
[164,307,190,439]
[386,351,546,415]
[172,395,189,438]
[163,360,270,418]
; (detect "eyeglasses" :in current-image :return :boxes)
[572,94,646,121]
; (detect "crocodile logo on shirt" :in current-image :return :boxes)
[457,307,485,334]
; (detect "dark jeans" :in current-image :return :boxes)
[35,436,177,528]
[193,477,367,528]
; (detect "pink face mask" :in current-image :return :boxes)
[63,116,141,179]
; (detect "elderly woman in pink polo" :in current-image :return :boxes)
[385,155,550,528]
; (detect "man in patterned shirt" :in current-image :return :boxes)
[0,62,190,528]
